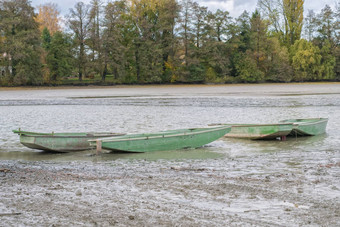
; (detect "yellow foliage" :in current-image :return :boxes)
[170,74,178,83]
[165,57,178,83]
[164,60,174,71]
[127,0,170,16]
[205,67,216,82]
[34,3,61,35]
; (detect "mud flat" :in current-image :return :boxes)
[1,83,340,226]
[1,156,339,226]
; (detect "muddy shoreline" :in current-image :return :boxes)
[1,157,339,226]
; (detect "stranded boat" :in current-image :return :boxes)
[13,129,124,152]
[281,118,328,136]
[90,126,231,153]
[223,123,294,140]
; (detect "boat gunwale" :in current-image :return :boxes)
[282,118,328,126]
[20,134,123,139]
[13,130,123,138]
[91,126,231,143]
[230,123,294,127]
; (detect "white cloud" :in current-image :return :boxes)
[198,0,234,12]
[232,0,257,18]
[32,0,92,15]
[196,0,257,18]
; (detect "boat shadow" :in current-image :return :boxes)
[221,133,328,153]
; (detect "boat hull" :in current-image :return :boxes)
[224,123,293,140]
[13,130,123,152]
[281,118,328,136]
[94,126,231,153]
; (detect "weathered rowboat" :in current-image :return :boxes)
[90,126,231,153]
[280,118,328,136]
[223,123,294,140]
[13,129,124,152]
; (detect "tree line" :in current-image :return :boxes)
[0,0,339,86]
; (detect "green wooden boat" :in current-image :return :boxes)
[13,129,124,152]
[223,123,294,140]
[280,118,328,136]
[89,126,231,153]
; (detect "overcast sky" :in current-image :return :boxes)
[31,0,338,18]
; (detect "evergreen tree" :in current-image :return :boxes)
[201,9,232,81]
[319,40,336,80]
[103,0,130,82]
[229,11,251,79]
[0,0,43,85]
[237,11,252,52]
[46,31,73,82]
[316,5,336,46]
[88,0,105,80]
[250,10,268,71]
[41,27,51,83]
[158,0,179,83]
[304,10,316,41]
[234,51,264,82]
[266,37,292,81]
[68,2,91,81]
[42,27,51,50]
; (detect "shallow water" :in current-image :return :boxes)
[0,83,339,161]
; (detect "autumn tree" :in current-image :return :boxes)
[258,0,285,42]
[35,3,61,35]
[290,39,322,81]
[258,0,304,46]
[283,0,304,46]
[127,0,167,83]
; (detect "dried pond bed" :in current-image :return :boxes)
[1,159,339,226]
